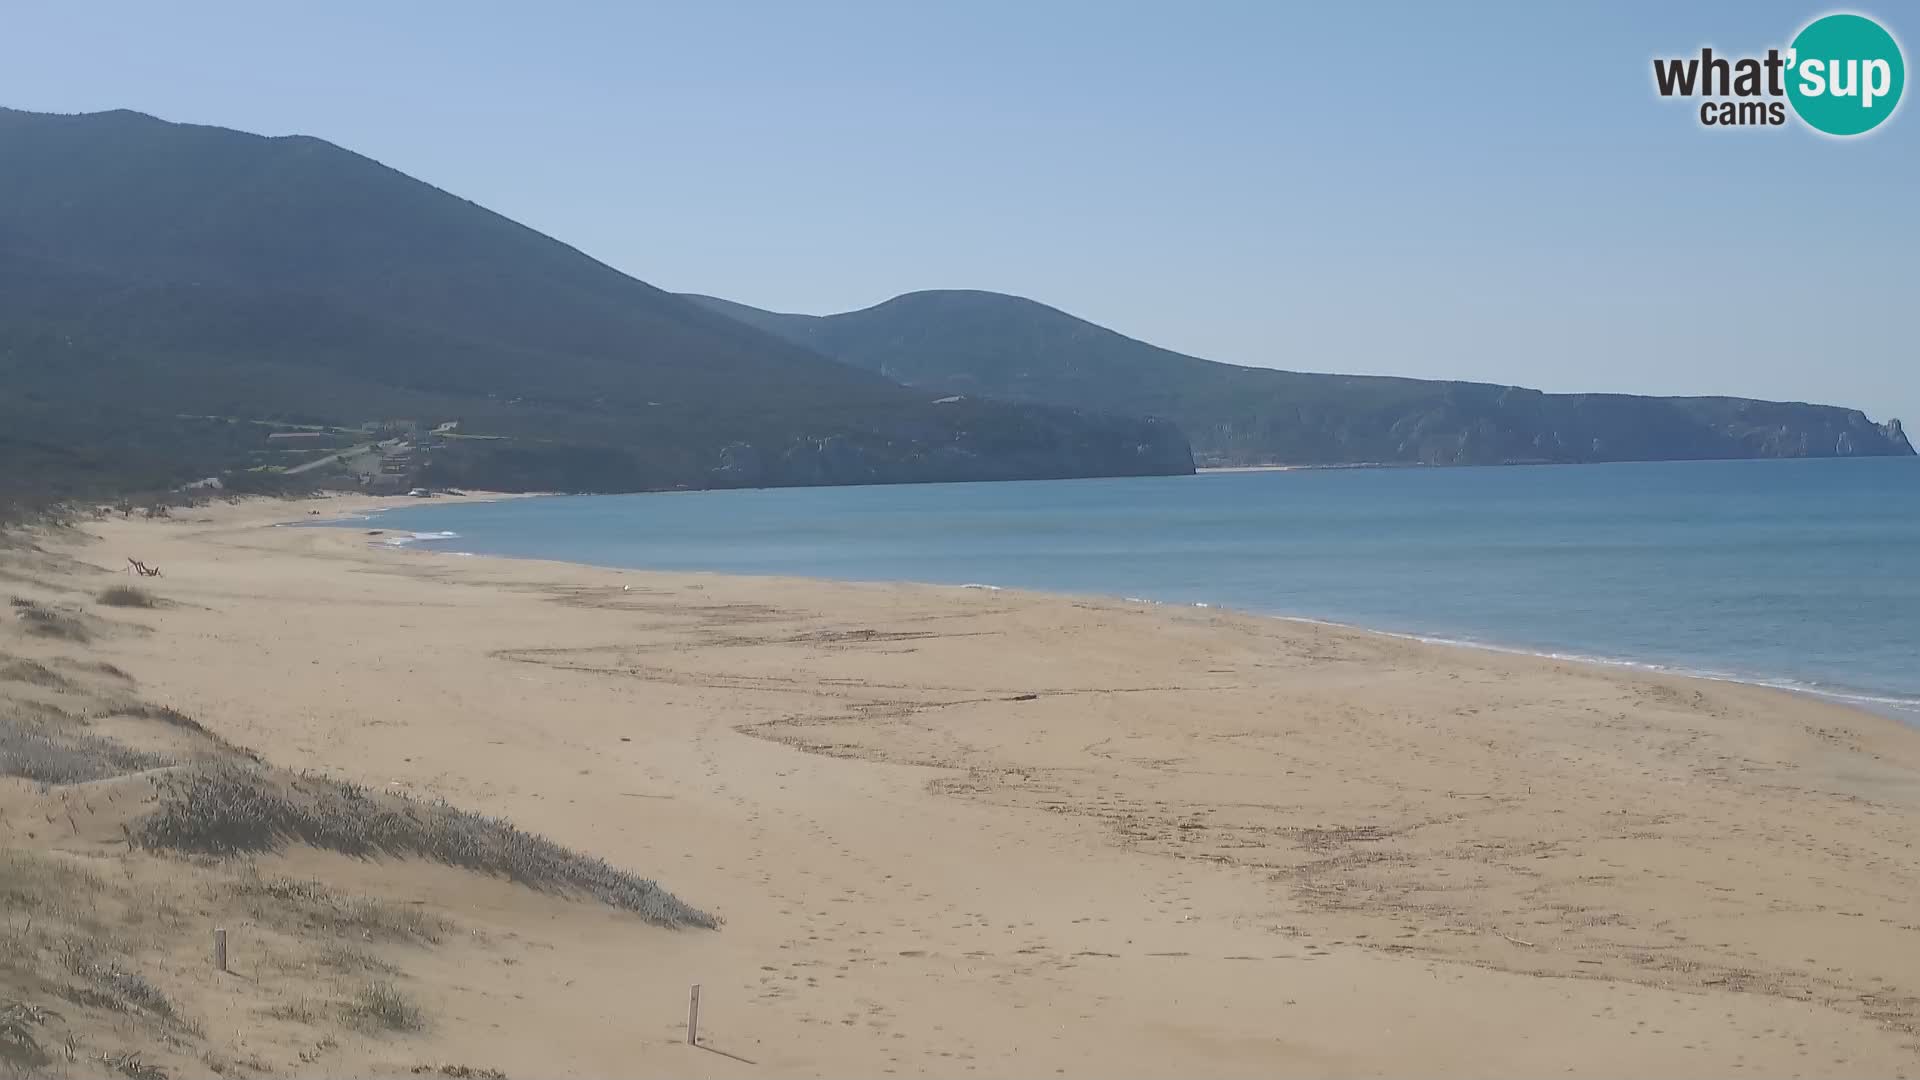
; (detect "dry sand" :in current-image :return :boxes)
[6,492,1918,1077]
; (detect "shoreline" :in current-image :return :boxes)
[1265,613,1920,726]
[313,494,1920,728]
[25,494,1917,1076]
[213,489,1920,764]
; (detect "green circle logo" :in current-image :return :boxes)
[1786,13,1905,136]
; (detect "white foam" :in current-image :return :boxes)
[1265,614,1920,720]
[382,530,461,547]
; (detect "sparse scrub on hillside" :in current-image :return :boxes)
[262,997,319,1025]
[0,849,104,915]
[137,763,716,928]
[8,699,82,727]
[412,1065,506,1080]
[0,655,73,688]
[0,922,48,973]
[0,852,215,1067]
[103,701,255,761]
[115,702,220,737]
[0,654,131,690]
[230,873,448,944]
[98,585,159,609]
[101,1048,172,1080]
[118,881,187,937]
[0,998,58,1068]
[314,941,397,975]
[0,716,171,785]
[57,939,178,1023]
[342,980,423,1033]
[10,597,91,642]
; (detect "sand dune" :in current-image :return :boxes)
[2,493,1915,1077]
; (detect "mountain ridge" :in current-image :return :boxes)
[0,107,1193,499]
[684,289,1914,467]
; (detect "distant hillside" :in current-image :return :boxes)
[686,291,1913,467]
[0,108,1191,501]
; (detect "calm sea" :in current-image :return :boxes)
[340,457,1920,721]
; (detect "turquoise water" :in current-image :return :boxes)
[342,457,1920,720]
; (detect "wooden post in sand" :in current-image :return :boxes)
[686,984,701,1045]
[213,927,228,972]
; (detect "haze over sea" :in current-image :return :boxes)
[347,457,1920,722]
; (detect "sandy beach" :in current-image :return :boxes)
[3,492,1916,1078]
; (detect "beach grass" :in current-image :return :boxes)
[0,714,171,785]
[0,998,56,1068]
[97,585,159,609]
[138,762,717,929]
[343,980,423,1032]
[58,937,179,1022]
[9,598,90,642]
[229,872,449,945]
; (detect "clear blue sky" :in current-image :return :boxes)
[5,1,1915,423]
